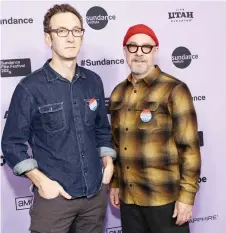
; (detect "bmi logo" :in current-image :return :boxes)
[168,9,194,23]
[172,47,198,69]
[106,226,122,233]
[15,196,33,210]
[86,6,116,30]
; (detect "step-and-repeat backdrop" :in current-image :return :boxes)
[1,1,226,233]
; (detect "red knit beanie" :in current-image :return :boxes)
[123,24,159,46]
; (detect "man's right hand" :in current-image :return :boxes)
[110,188,120,208]
[38,179,72,200]
[26,168,72,200]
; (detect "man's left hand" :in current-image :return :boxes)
[101,156,114,184]
[173,201,193,225]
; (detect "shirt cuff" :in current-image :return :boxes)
[97,147,117,160]
[13,158,38,176]
[177,190,196,205]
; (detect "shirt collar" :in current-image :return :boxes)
[43,59,86,82]
[127,65,161,86]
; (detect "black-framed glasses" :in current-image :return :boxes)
[47,27,85,37]
[126,44,155,54]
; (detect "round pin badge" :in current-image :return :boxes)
[140,109,152,123]
[89,98,98,111]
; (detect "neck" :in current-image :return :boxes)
[50,56,77,81]
[132,65,155,85]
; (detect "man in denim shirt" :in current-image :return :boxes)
[1,4,116,233]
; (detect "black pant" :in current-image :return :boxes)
[120,201,190,233]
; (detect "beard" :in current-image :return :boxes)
[130,58,148,75]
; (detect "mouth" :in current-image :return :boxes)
[65,47,76,49]
[133,60,146,63]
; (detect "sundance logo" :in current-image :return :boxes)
[80,58,124,67]
[172,47,198,69]
[193,95,206,102]
[15,196,33,210]
[0,17,33,25]
[1,58,31,77]
[106,226,122,233]
[86,6,116,30]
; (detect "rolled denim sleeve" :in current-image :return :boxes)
[95,76,116,159]
[1,83,38,175]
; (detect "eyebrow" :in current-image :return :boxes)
[128,42,155,46]
[57,26,82,29]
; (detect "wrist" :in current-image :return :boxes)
[26,168,49,189]
[102,156,113,167]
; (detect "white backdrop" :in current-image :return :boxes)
[1,1,226,233]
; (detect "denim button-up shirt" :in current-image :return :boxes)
[1,60,116,197]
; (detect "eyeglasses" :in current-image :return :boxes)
[126,44,155,54]
[47,27,85,37]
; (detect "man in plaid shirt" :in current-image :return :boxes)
[109,24,201,233]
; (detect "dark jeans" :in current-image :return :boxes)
[30,184,108,233]
[120,201,190,233]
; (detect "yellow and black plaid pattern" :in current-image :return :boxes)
[109,65,201,206]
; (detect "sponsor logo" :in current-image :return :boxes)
[15,196,33,210]
[172,47,198,69]
[4,111,8,119]
[0,17,33,25]
[105,98,110,114]
[106,227,122,233]
[198,177,207,183]
[193,95,206,101]
[168,9,194,23]
[198,131,204,147]
[1,155,6,167]
[1,58,31,77]
[86,6,116,30]
[81,58,124,67]
[190,215,218,223]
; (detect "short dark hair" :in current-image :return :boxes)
[43,4,83,32]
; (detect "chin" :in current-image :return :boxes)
[62,55,77,60]
[131,68,147,75]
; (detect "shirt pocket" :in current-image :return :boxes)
[135,101,159,131]
[84,98,100,127]
[38,102,66,133]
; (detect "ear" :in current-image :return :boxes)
[123,46,127,57]
[44,32,52,47]
[155,46,159,53]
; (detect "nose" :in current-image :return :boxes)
[136,47,143,56]
[67,31,75,42]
